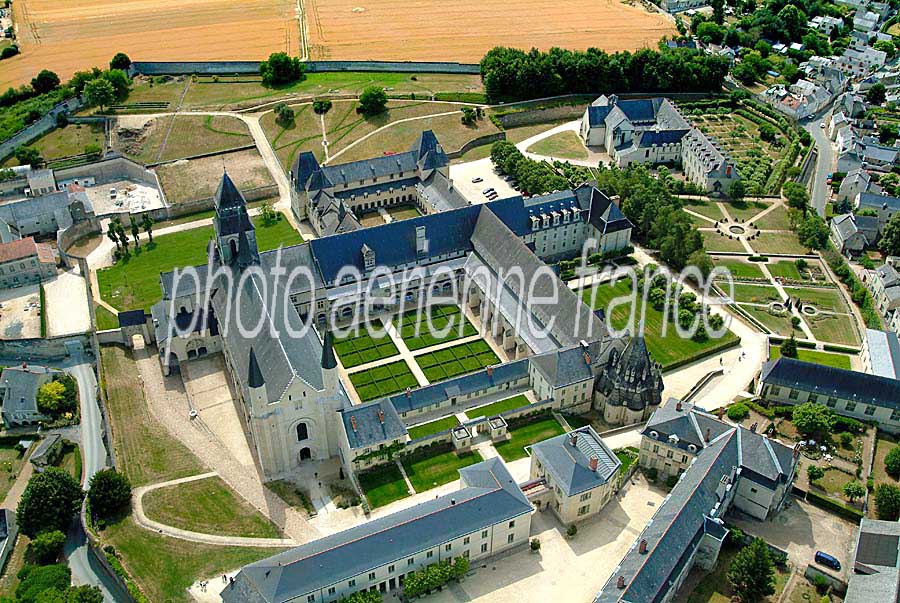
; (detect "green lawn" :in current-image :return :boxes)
[783,286,848,313]
[872,434,899,491]
[0,443,29,504]
[582,280,740,369]
[722,199,771,222]
[101,346,204,487]
[810,467,856,499]
[265,480,314,515]
[725,283,781,304]
[526,130,589,160]
[466,394,531,420]
[701,230,747,253]
[415,340,499,382]
[711,258,765,280]
[494,417,567,462]
[767,260,804,281]
[27,123,105,161]
[402,449,483,492]
[349,360,419,402]
[683,199,724,222]
[407,416,460,441]
[333,325,399,369]
[752,232,810,255]
[94,304,119,331]
[143,476,281,538]
[616,449,637,474]
[806,314,860,347]
[102,515,282,603]
[55,441,82,482]
[768,346,853,369]
[97,213,301,311]
[740,306,798,337]
[751,205,793,230]
[358,463,410,508]
[397,305,477,351]
[685,544,790,603]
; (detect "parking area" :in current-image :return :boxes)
[0,284,41,339]
[450,158,519,203]
[181,355,255,468]
[727,497,857,580]
[427,475,665,603]
[43,269,91,336]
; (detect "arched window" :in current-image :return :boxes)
[297,423,309,441]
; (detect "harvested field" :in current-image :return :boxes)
[4,0,298,89]
[155,148,274,204]
[305,0,676,61]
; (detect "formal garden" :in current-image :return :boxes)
[397,305,477,351]
[401,448,484,492]
[333,324,399,369]
[348,360,420,402]
[493,414,567,462]
[465,394,531,420]
[415,340,499,382]
[357,463,411,509]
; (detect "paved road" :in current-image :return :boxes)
[804,107,835,218]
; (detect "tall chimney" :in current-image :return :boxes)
[616,576,626,589]
[406,387,412,398]
[487,365,494,377]
[351,416,357,432]
[570,433,579,447]
[583,352,591,365]
[639,539,648,554]
[589,456,599,471]
[676,401,683,412]
[705,428,711,443]
[378,410,385,424]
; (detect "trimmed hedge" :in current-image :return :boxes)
[661,337,742,372]
[802,488,864,523]
[823,343,861,354]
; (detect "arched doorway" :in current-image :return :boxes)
[299,447,312,461]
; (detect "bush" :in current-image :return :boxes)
[312,99,332,114]
[566,524,577,538]
[530,538,541,551]
[25,530,66,565]
[358,86,388,117]
[646,467,658,481]
[274,102,295,128]
[0,44,19,60]
[876,483,900,521]
[805,489,864,522]
[807,465,825,482]
[259,52,304,87]
[727,403,750,422]
[666,475,679,489]
[15,563,71,603]
[840,432,854,449]
[886,446,900,478]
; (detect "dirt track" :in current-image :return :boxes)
[3,0,675,89]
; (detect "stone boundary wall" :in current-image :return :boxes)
[131,60,481,76]
[161,184,279,220]
[496,105,587,129]
[0,97,84,160]
[0,333,94,361]
[446,132,506,159]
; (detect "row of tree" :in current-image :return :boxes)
[106,215,154,259]
[479,46,730,102]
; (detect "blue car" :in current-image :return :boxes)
[815,551,841,571]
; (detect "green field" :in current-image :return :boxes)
[0,443,29,503]
[752,232,809,255]
[711,258,765,280]
[143,476,281,538]
[721,199,771,222]
[768,346,853,369]
[333,325,399,369]
[683,199,724,222]
[582,280,740,369]
[726,283,781,304]
[349,360,419,402]
[806,314,860,346]
[358,463,410,508]
[751,205,793,230]
[466,394,531,420]
[97,213,302,311]
[494,417,567,462]
[94,304,119,331]
[783,286,848,313]
[397,305,477,351]
[402,449,483,492]
[740,306,798,337]
[21,123,105,163]
[415,340,499,382]
[701,230,747,253]
[526,130,589,160]
[56,441,82,482]
[406,416,460,441]
[123,115,253,164]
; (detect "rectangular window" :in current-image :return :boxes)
[666,450,673,459]
[507,534,514,544]
[846,401,857,412]
[308,596,315,603]
[368,573,376,581]
[481,543,488,553]
[579,492,592,502]
[578,505,590,516]
[445,544,452,552]
[865,405,877,416]
[508,520,515,528]
[463,537,470,545]
[349,580,356,588]
[891,408,900,421]
[808,394,818,404]
[407,558,414,566]
[789,389,800,400]
[388,565,395,574]
[328,588,336,596]
[427,551,433,559]
[770,386,781,396]
[827,397,837,408]
[481,530,488,538]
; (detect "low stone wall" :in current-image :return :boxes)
[97,329,127,345]
[804,564,847,594]
[0,97,84,161]
[0,333,94,361]
[495,104,587,129]
[406,430,453,453]
[162,184,278,219]
[57,218,101,268]
[500,398,555,422]
[55,155,159,190]
[131,60,480,76]
[446,132,506,159]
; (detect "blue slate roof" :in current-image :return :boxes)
[340,399,406,449]
[388,359,529,414]
[761,356,900,410]
[618,99,657,122]
[638,129,689,147]
[530,426,621,496]
[224,458,531,603]
[116,309,145,328]
[587,105,612,127]
[858,192,900,212]
[332,177,421,200]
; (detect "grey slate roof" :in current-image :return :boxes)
[530,426,621,496]
[339,399,406,449]
[530,339,608,388]
[859,192,900,212]
[223,458,531,603]
[846,519,900,603]
[761,356,900,410]
[0,365,57,416]
[864,328,900,379]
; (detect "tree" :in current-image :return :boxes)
[83,78,115,111]
[881,214,900,257]
[260,201,278,226]
[867,83,888,105]
[36,380,67,415]
[26,530,66,565]
[807,464,825,482]
[0,45,19,60]
[844,481,866,503]
[16,468,84,538]
[727,538,775,603]
[797,214,829,250]
[461,106,477,126]
[874,40,897,59]
[109,52,132,71]
[259,52,304,86]
[116,220,129,255]
[780,333,798,358]
[65,586,104,603]
[15,564,71,603]
[710,0,725,23]
[729,180,745,202]
[87,469,131,521]
[30,70,60,95]
[688,249,713,277]
[313,99,333,115]
[885,446,900,478]
[783,181,809,210]
[14,146,41,168]
[727,403,750,421]
[792,402,835,438]
[141,214,154,243]
[275,103,295,128]
[876,483,900,520]
[101,69,131,101]
[129,216,139,248]
[358,86,388,117]
[106,224,120,251]
[759,123,778,142]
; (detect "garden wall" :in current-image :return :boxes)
[161,184,279,219]
[0,333,94,361]
[55,156,160,191]
[446,132,506,159]
[804,564,847,594]
[131,61,481,76]
[495,105,587,128]
[0,97,84,161]
[500,397,555,422]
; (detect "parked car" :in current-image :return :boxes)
[815,551,841,571]
[482,187,496,195]
[820,122,826,128]
[471,177,483,183]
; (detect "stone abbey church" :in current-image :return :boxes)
[152,159,663,481]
